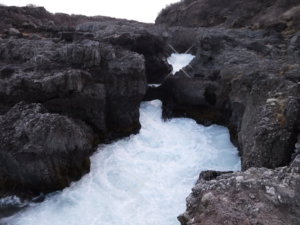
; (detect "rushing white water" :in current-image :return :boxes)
[0,197,23,208]
[1,100,240,225]
[148,83,161,88]
[1,54,239,225]
[167,53,195,74]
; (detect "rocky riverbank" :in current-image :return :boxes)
[0,5,170,196]
[178,154,300,225]
[154,0,300,224]
[0,1,300,224]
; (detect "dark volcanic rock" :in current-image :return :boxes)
[0,102,94,195]
[0,10,148,195]
[156,27,300,169]
[0,5,120,38]
[1,6,299,224]
[77,21,172,83]
[0,38,146,139]
[153,1,300,223]
[178,155,300,225]
[156,0,300,31]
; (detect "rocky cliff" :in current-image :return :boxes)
[0,5,170,196]
[154,0,300,224]
[154,27,300,170]
[0,1,300,224]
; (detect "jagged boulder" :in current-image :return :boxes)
[178,154,300,225]
[77,21,172,83]
[0,36,146,195]
[0,5,118,39]
[0,38,146,139]
[0,102,94,195]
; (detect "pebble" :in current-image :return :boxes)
[249,193,256,199]
[266,186,276,196]
[8,28,21,36]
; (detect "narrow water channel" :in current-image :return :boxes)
[0,54,240,225]
[1,99,240,225]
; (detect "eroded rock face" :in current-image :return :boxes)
[156,0,300,31]
[178,154,300,225]
[0,5,119,38]
[0,3,299,216]
[0,38,146,139]
[0,6,152,195]
[0,102,94,195]
[154,27,300,170]
[153,1,300,224]
[76,21,172,83]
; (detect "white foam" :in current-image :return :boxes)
[0,197,23,207]
[148,83,161,88]
[1,100,240,225]
[167,53,195,74]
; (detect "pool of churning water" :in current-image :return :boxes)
[1,100,240,225]
[0,54,240,225]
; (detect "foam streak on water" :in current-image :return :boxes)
[1,100,240,225]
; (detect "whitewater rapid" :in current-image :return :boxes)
[0,53,240,225]
[167,53,195,74]
[1,100,240,225]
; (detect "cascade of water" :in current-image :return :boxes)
[167,53,195,74]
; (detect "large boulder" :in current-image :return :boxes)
[0,36,146,195]
[178,154,300,225]
[0,102,94,195]
[77,21,172,83]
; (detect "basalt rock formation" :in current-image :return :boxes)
[154,0,300,224]
[76,21,172,83]
[0,5,117,37]
[0,5,172,196]
[1,1,300,223]
[178,154,300,225]
[0,38,146,140]
[0,102,94,195]
[155,27,300,170]
[156,0,300,31]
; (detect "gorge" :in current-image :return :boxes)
[0,99,240,225]
[0,0,300,224]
